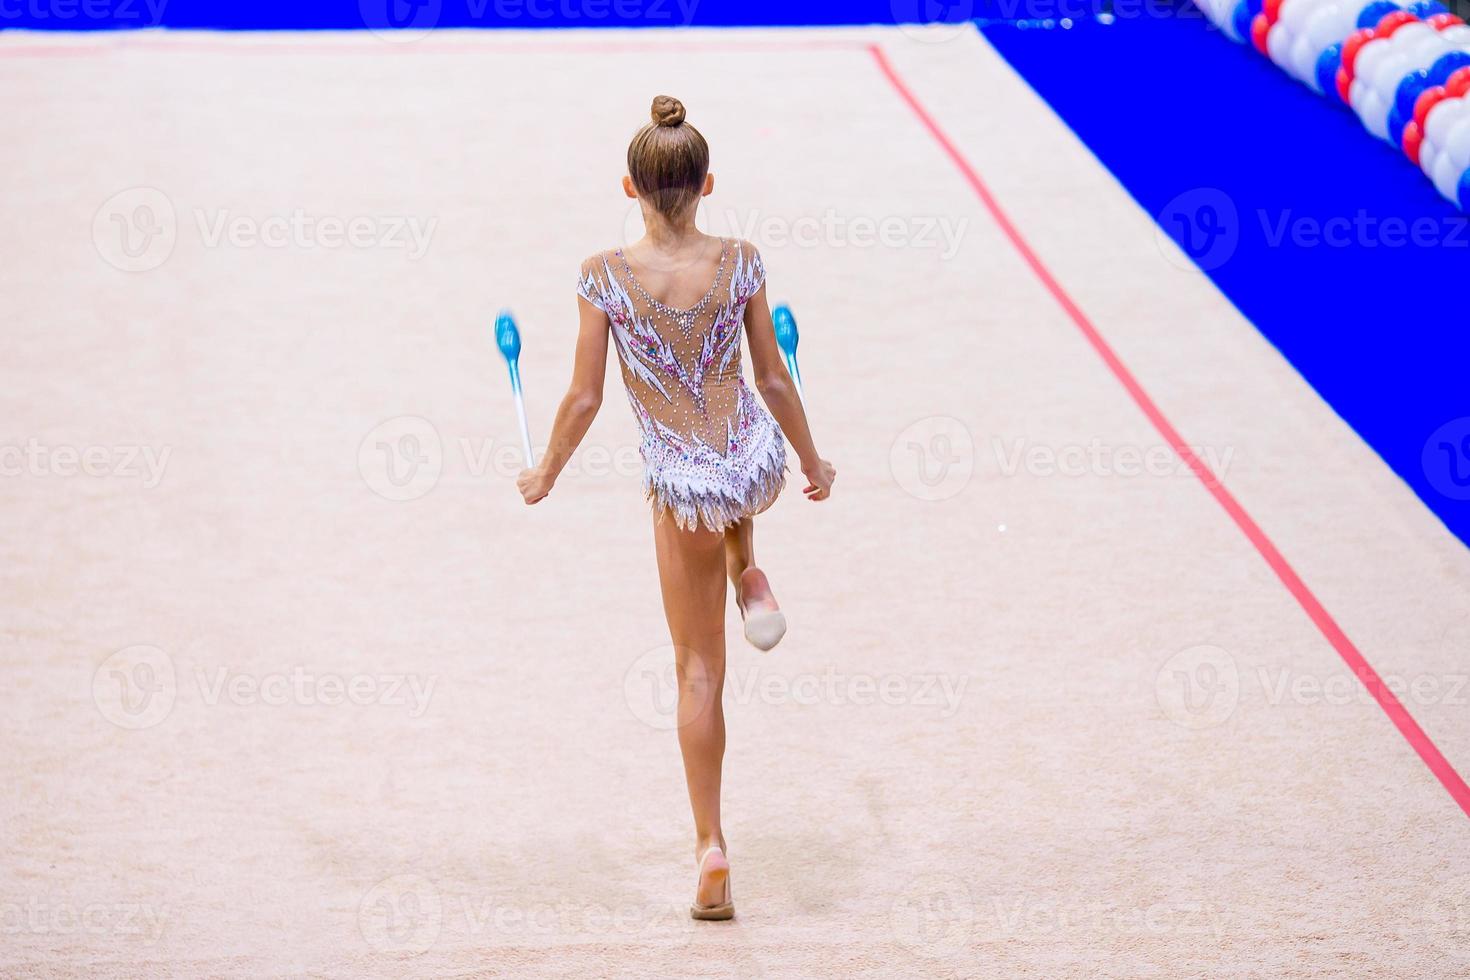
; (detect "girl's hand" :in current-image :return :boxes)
[517,466,554,505]
[802,458,836,502]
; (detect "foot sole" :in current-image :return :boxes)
[743,609,787,652]
[691,853,732,919]
[690,901,735,921]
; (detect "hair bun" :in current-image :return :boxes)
[650,95,686,127]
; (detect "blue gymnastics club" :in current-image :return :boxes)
[494,309,535,468]
[771,303,805,403]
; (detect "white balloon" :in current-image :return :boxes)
[1349,75,1368,110]
[1406,25,1446,53]
[1194,0,1228,25]
[1432,149,1461,199]
[1218,0,1245,41]
[1367,53,1409,95]
[1439,24,1470,46]
[1443,113,1470,165]
[1353,45,1402,136]
[1303,5,1349,49]
[1277,0,1310,31]
[1421,141,1441,178]
[1276,2,1348,85]
[1353,37,1395,85]
[1268,23,1297,70]
[1426,93,1470,145]
[1393,22,1435,45]
[1361,89,1392,138]
[1290,36,1319,84]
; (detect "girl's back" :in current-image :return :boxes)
[578,235,782,531]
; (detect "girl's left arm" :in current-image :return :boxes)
[516,294,609,504]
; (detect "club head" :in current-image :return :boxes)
[494,309,521,363]
[772,303,799,356]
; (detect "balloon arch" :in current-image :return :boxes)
[1194,0,1470,209]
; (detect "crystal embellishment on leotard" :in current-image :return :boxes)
[577,239,787,531]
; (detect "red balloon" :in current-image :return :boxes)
[1374,10,1418,38]
[1403,120,1424,165]
[1336,65,1353,104]
[1414,85,1449,130]
[1447,66,1470,98]
[1264,0,1284,25]
[1342,28,1376,78]
[1251,13,1271,54]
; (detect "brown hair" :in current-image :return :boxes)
[627,95,710,218]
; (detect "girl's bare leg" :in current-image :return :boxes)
[724,517,778,614]
[652,513,730,906]
[724,517,754,588]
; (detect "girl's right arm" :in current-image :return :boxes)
[743,284,835,502]
[516,292,609,505]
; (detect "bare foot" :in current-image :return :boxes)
[738,567,779,612]
[691,843,733,920]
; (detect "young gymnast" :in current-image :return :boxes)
[516,94,835,921]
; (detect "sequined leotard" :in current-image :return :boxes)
[577,238,787,532]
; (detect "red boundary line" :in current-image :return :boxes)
[866,42,1470,819]
[1,26,1462,816]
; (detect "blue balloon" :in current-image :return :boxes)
[1356,0,1398,28]
[1429,51,1470,85]
[1408,0,1449,17]
[1246,0,1264,16]
[1459,166,1470,211]
[494,309,521,362]
[1317,43,1344,100]
[1395,71,1432,122]
[1231,0,1253,41]
[1388,104,1409,146]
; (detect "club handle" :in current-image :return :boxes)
[785,353,805,403]
[507,361,534,468]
